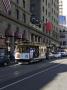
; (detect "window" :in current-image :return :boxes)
[52,8,53,13]
[5,23,11,37]
[38,37,41,42]
[60,35,65,38]
[52,16,53,21]
[48,12,51,17]
[52,0,53,4]
[46,9,47,15]
[53,17,55,22]
[31,4,35,12]
[48,3,50,8]
[8,10,11,15]
[60,41,62,45]
[46,0,47,5]
[14,27,19,40]
[60,30,61,32]
[63,29,65,32]
[43,6,44,13]
[46,18,47,22]
[54,10,55,14]
[31,34,34,42]
[35,36,37,42]
[23,0,25,8]
[63,41,66,45]
[23,13,26,23]
[43,16,44,22]
[16,9,19,20]
[16,0,19,4]
[16,27,19,31]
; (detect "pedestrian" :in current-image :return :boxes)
[45,50,49,60]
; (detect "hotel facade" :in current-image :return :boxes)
[0,0,59,57]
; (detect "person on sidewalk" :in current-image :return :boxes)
[45,49,49,60]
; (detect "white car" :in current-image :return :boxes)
[59,51,67,57]
[52,52,61,58]
[49,53,54,58]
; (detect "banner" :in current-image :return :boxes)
[59,15,66,25]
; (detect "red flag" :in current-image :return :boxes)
[44,21,53,32]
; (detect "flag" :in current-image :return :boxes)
[2,0,11,13]
[44,21,53,32]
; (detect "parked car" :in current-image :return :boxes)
[59,51,67,57]
[0,53,15,66]
[49,52,54,59]
[52,52,61,58]
[0,54,10,66]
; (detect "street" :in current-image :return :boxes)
[0,59,67,90]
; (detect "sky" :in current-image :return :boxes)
[62,0,67,26]
[63,0,67,16]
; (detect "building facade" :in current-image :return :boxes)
[30,0,60,52]
[59,0,63,15]
[0,0,31,53]
[0,0,46,57]
[58,0,67,50]
[59,25,67,49]
[0,0,60,57]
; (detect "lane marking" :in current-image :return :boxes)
[0,63,62,90]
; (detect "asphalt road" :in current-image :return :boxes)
[0,59,67,90]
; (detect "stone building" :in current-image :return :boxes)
[0,0,60,57]
[30,0,60,54]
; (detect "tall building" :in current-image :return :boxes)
[0,0,47,57]
[59,25,67,49]
[30,0,59,49]
[58,0,67,50]
[30,0,41,22]
[41,0,59,41]
[59,0,63,15]
[0,0,60,58]
[0,0,31,53]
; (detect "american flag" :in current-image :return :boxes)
[2,0,11,13]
